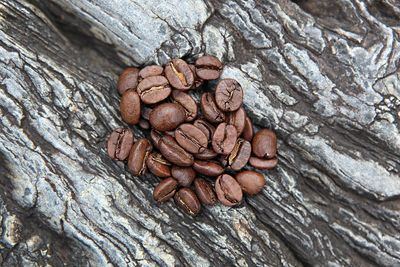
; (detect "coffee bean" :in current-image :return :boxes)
[195,55,223,80]
[165,59,194,90]
[193,160,224,176]
[149,129,163,149]
[226,107,246,136]
[153,177,178,203]
[174,188,201,216]
[146,152,171,178]
[128,138,152,176]
[117,67,139,95]
[200,92,226,124]
[212,122,237,155]
[171,90,197,122]
[249,156,278,170]
[193,119,215,142]
[194,148,218,160]
[139,119,150,129]
[194,178,217,205]
[252,129,277,159]
[171,165,196,187]
[107,128,135,161]
[137,76,171,104]
[215,79,243,112]
[138,65,163,81]
[159,135,194,167]
[215,174,242,207]
[242,116,254,141]
[149,103,186,131]
[175,124,208,154]
[189,64,204,88]
[236,170,265,195]
[226,138,251,171]
[120,89,141,125]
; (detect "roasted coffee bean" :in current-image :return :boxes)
[226,107,246,136]
[128,138,152,176]
[242,116,254,141]
[249,157,278,170]
[171,90,197,122]
[195,55,223,80]
[175,124,208,154]
[120,89,141,125]
[174,188,201,216]
[200,93,226,124]
[215,174,242,207]
[159,135,194,167]
[149,103,186,131]
[236,170,265,195]
[227,139,251,171]
[171,165,196,187]
[138,65,163,81]
[252,129,277,159]
[146,152,171,178]
[193,119,215,142]
[139,119,150,129]
[153,177,178,203]
[107,128,135,161]
[141,107,152,120]
[212,122,237,155]
[194,148,218,160]
[194,178,217,205]
[150,129,163,149]
[165,59,194,90]
[193,160,224,176]
[117,67,139,95]
[189,64,204,88]
[215,79,243,112]
[137,76,171,104]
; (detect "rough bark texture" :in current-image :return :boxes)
[1,0,400,266]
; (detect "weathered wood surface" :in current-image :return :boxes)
[1,0,400,266]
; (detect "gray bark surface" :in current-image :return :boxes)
[1,0,400,266]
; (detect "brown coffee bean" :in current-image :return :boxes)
[174,188,201,216]
[212,122,237,155]
[189,64,204,88]
[215,174,242,207]
[194,178,217,205]
[249,157,278,170]
[236,170,265,195]
[252,129,277,159]
[194,148,218,160]
[242,116,254,141]
[171,165,196,187]
[193,119,215,142]
[153,177,178,203]
[195,55,223,80]
[139,119,150,129]
[146,152,171,178]
[215,79,243,112]
[117,67,139,95]
[226,107,246,136]
[226,139,251,171]
[120,89,141,125]
[193,160,224,176]
[149,129,163,149]
[165,59,194,90]
[137,76,171,104]
[138,65,163,81]
[128,138,152,176]
[149,103,186,131]
[159,135,194,167]
[171,90,198,122]
[107,128,135,161]
[200,92,226,124]
[175,124,208,154]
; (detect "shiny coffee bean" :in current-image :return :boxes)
[137,76,171,104]
[165,59,194,90]
[149,129,163,149]
[194,148,218,160]
[107,128,135,161]
[212,122,238,155]
[193,160,224,176]
[146,152,171,178]
[171,165,196,187]
[193,119,215,142]
[189,64,204,88]
[226,107,246,136]
[194,178,217,205]
[159,135,194,167]
[120,89,141,125]
[175,124,208,154]
[215,79,243,112]
[138,65,163,81]
[249,157,278,170]
[117,67,139,95]
[236,170,265,195]
[153,177,178,203]
[149,103,186,131]
[242,116,254,141]
[171,90,197,122]
[128,138,152,176]
[139,119,150,129]
[200,92,226,124]
[195,55,223,80]
[252,129,277,159]
[174,188,201,216]
[227,139,251,171]
[215,174,243,207]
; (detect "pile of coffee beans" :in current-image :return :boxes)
[107,55,278,216]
